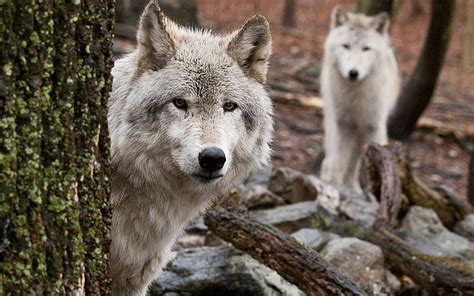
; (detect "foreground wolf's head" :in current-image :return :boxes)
[109,2,273,193]
[324,7,392,82]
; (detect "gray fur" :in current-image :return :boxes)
[320,7,400,192]
[108,2,273,295]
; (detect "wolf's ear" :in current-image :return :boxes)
[227,15,272,83]
[372,12,390,34]
[331,6,347,29]
[136,1,175,72]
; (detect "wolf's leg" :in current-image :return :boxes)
[333,127,363,191]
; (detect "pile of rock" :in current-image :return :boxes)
[151,166,474,295]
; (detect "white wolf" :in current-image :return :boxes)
[107,1,273,295]
[320,7,400,191]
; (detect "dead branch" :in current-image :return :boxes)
[205,206,367,296]
[363,143,474,295]
[389,145,472,228]
[364,143,402,230]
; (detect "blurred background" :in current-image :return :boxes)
[114,0,474,195]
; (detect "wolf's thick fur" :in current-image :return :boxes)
[320,8,400,191]
[108,2,273,294]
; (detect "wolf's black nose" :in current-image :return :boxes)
[199,147,226,172]
[349,69,359,80]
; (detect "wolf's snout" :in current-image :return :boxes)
[199,147,226,172]
[348,69,359,81]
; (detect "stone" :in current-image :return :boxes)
[291,228,339,251]
[244,185,286,210]
[454,214,474,241]
[150,246,304,296]
[173,234,206,252]
[320,237,390,295]
[399,206,474,261]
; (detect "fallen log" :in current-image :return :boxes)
[204,206,367,296]
[363,143,474,295]
[389,144,472,228]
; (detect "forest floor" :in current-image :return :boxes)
[114,0,473,195]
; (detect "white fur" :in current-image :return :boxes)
[320,8,400,191]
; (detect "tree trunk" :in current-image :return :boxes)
[388,0,456,140]
[462,0,474,71]
[282,0,297,28]
[0,1,114,294]
[356,0,394,17]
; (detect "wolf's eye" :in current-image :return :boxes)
[223,102,238,112]
[172,98,187,110]
[362,46,371,51]
[342,44,350,49]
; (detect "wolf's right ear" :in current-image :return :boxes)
[136,1,175,72]
[330,6,347,29]
[227,15,272,84]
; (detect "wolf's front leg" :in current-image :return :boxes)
[109,208,175,296]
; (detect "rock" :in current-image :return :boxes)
[454,214,474,241]
[291,228,339,251]
[249,201,318,233]
[399,206,474,261]
[238,165,273,189]
[150,246,304,296]
[244,185,286,210]
[305,176,379,228]
[320,238,390,295]
[173,234,206,251]
[250,201,366,236]
[385,270,401,293]
[185,216,208,233]
[267,167,297,198]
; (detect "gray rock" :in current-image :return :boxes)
[250,201,366,236]
[291,228,339,251]
[454,214,474,241]
[249,201,319,233]
[150,246,304,296]
[399,206,474,260]
[320,238,390,295]
[244,185,286,210]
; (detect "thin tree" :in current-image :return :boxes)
[0,1,114,294]
[282,0,297,28]
[387,0,456,139]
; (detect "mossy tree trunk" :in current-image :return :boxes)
[0,1,114,294]
[388,0,456,140]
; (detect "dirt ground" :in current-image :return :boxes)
[114,0,473,195]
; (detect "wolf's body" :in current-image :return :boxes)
[108,2,273,295]
[320,8,400,191]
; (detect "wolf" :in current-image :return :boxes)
[320,7,400,191]
[107,1,273,295]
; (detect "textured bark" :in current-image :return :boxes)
[462,0,474,71]
[282,0,297,27]
[363,144,474,295]
[0,1,114,294]
[363,144,401,229]
[365,229,474,295]
[388,0,456,139]
[205,207,367,296]
[390,145,471,228]
[356,0,394,17]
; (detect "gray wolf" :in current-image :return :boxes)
[320,7,400,191]
[107,1,273,295]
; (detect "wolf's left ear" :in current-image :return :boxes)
[372,12,390,34]
[227,15,272,83]
[331,6,347,29]
[136,1,175,72]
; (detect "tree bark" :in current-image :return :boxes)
[388,0,456,140]
[205,207,367,296]
[282,0,297,27]
[356,0,394,17]
[0,1,114,294]
[462,0,474,71]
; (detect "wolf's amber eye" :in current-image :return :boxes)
[223,102,238,112]
[172,98,187,110]
[342,44,350,49]
[362,46,371,51]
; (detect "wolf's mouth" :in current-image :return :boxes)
[192,174,223,183]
